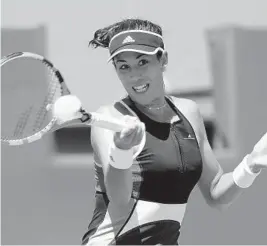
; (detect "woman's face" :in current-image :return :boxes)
[113,51,167,106]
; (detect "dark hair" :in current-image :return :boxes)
[89,18,163,49]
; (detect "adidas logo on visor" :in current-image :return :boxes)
[122,36,135,44]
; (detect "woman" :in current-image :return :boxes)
[81,18,267,245]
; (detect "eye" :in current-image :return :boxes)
[119,64,130,70]
[139,59,149,66]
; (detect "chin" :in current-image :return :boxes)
[129,93,161,107]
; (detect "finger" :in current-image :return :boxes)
[114,130,134,148]
[121,117,140,135]
[130,122,146,146]
[120,125,136,138]
[124,115,139,127]
[128,125,142,146]
[136,122,145,143]
[120,122,142,145]
[119,116,136,132]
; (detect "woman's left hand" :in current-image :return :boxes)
[248,132,267,173]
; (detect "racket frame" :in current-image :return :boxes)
[1,52,129,146]
[1,52,74,145]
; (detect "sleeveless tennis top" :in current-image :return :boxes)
[82,96,203,245]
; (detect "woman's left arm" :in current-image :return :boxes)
[197,114,243,209]
[194,103,243,209]
[178,98,266,209]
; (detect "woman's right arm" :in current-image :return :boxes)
[90,106,145,206]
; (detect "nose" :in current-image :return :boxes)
[128,67,143,80]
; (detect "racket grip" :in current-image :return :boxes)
[89,112,128,132]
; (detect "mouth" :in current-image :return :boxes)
[132,83,150,93]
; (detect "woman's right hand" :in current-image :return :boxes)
[114,115,146,150]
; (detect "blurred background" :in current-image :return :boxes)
[1,0,267,245]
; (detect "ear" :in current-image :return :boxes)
[161,50,168,69]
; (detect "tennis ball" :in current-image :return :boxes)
[53,95,81,121]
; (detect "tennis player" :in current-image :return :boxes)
[81,18,267,245]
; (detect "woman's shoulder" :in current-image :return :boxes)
[168,95,200,115]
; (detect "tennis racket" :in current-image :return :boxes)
[1,52,145,151]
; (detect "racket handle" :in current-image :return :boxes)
[89,112,128,132]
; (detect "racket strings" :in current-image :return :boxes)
[1,53,66,145]
[13,106,33,138]
[32,70,60,131]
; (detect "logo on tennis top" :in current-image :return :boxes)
[122,36,135,44]
[184,134,195,140]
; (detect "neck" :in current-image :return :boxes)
[131,96,170,118]
[143,99,167,110]
[136,96,166,109]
